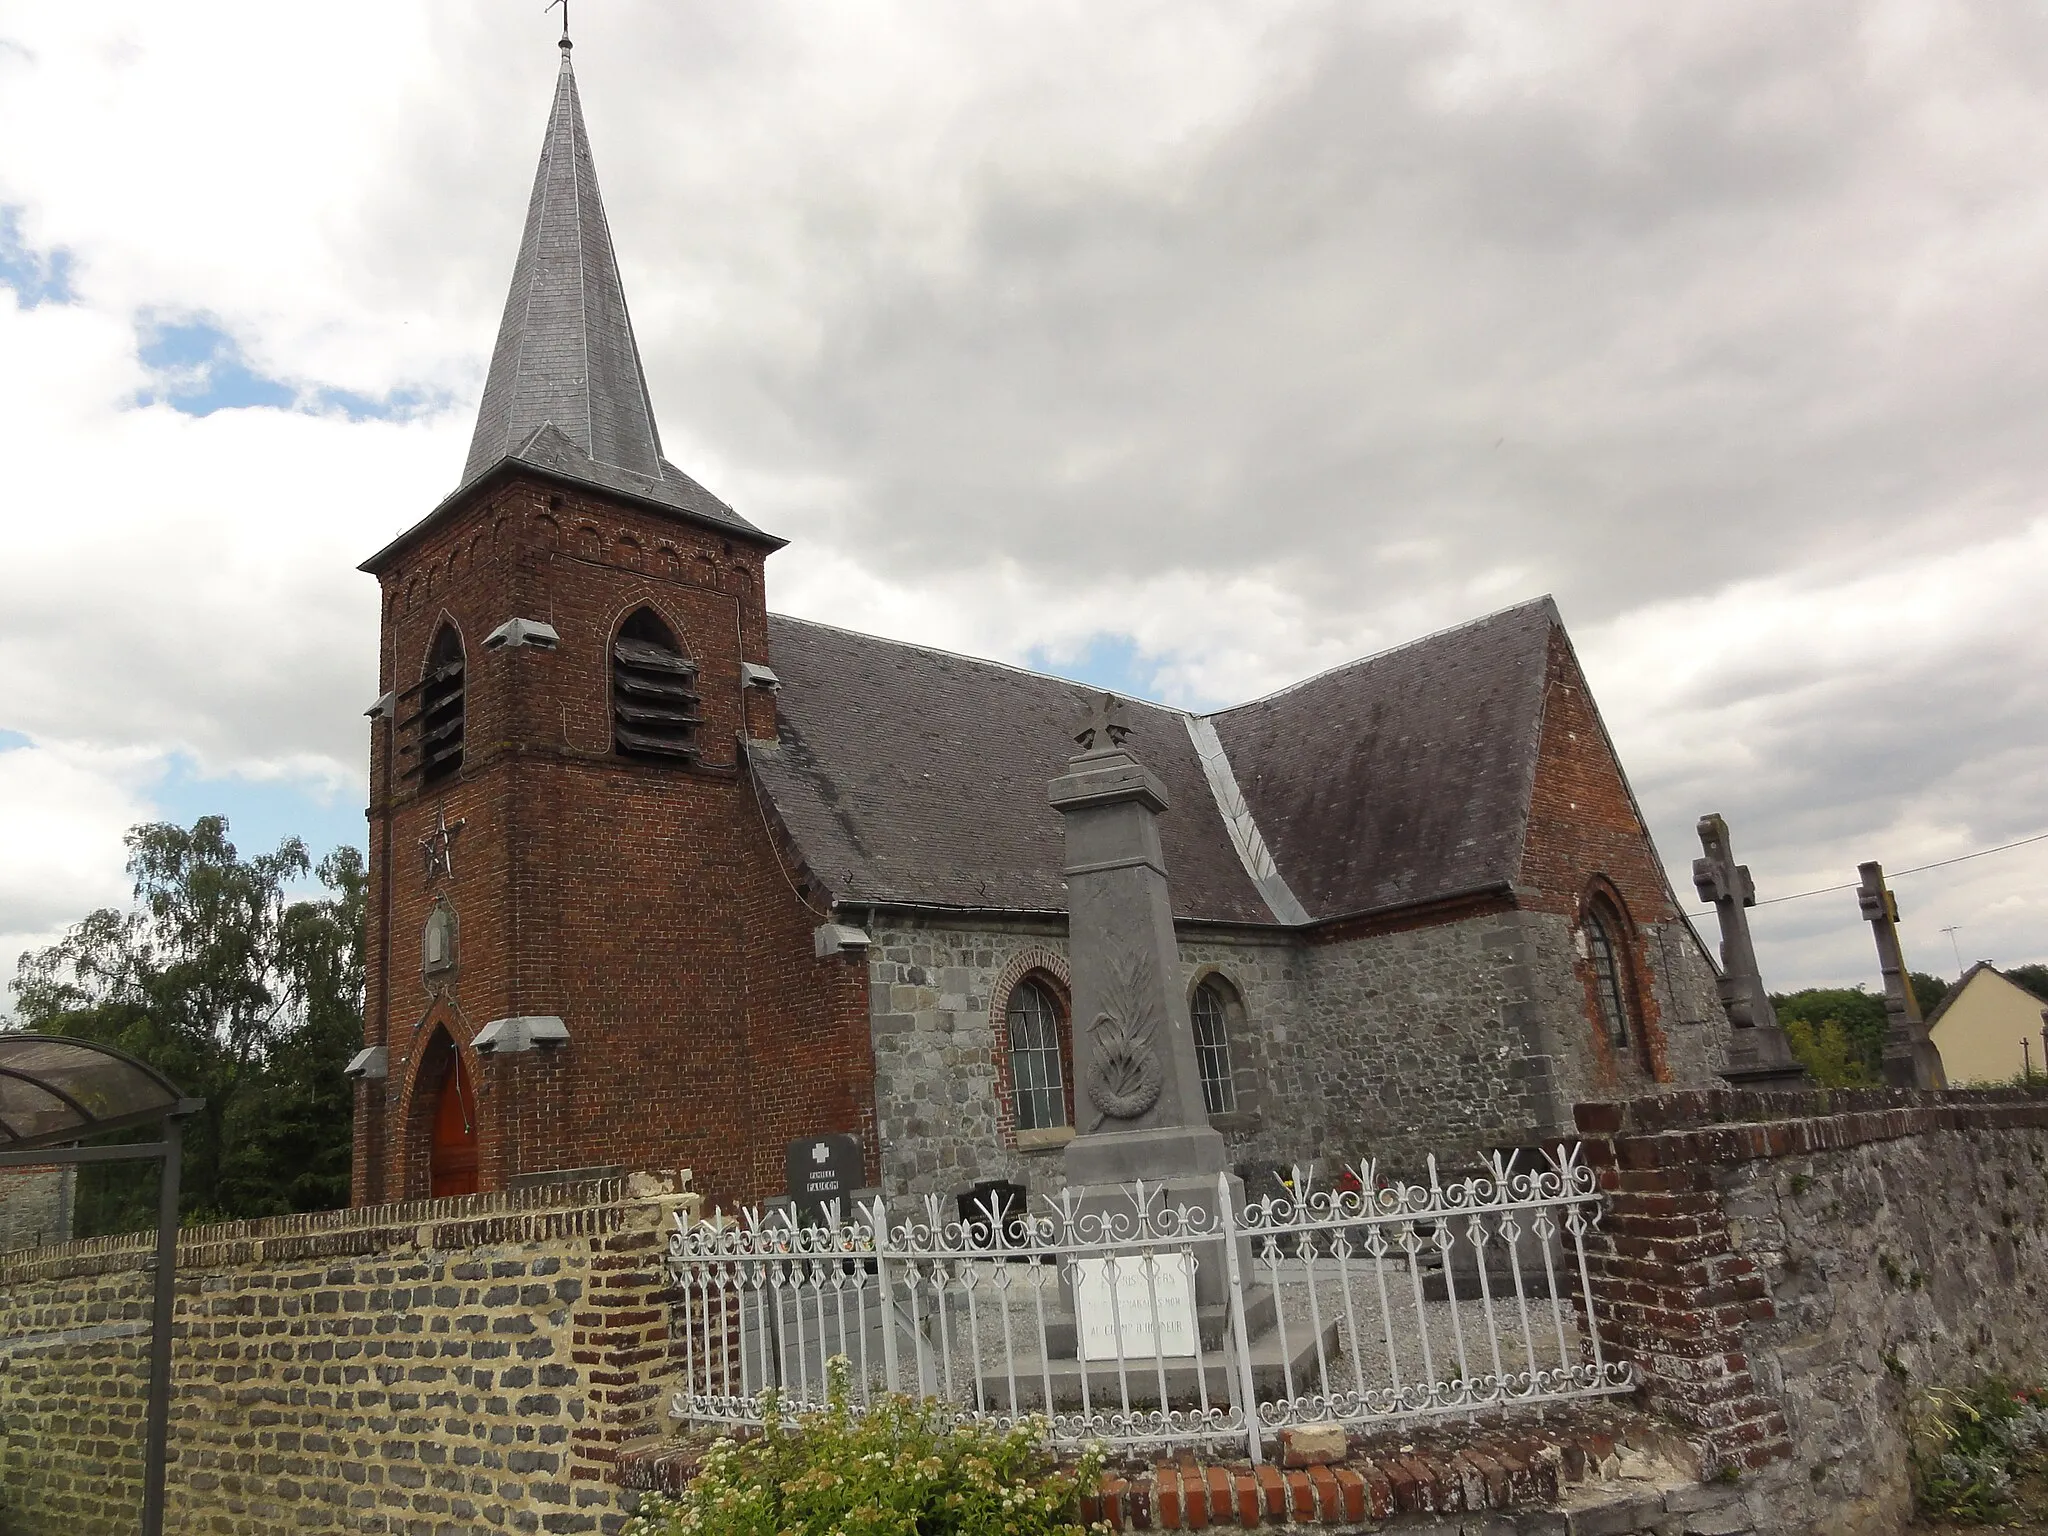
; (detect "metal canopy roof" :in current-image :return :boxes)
[0,1034,187,1151]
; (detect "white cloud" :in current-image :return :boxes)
[0,0,2045,997]
[0,738,157,993]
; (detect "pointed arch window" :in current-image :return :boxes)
[612,608,701,761]
[402,624,466,785]
[1190,980,1236,1114]
[1585,902,1634,1047]
[1006,980,1068,1132]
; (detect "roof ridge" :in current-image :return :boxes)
[1206,595,1561,719]
[765,612,1194,715]
[767,595,1565,723]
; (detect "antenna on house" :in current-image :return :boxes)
[1940,924,1963,971]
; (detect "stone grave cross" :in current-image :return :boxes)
[1692,814,1805,1086]
[1856,861,1947,1090]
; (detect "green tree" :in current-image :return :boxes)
[1782,1016,1878,1087]
[1911,971,1951,1019]
[7,817,363,1232]
[1772,976,1954,1084]
[1775,986,1889,1080]
[2003,964,2048,1005]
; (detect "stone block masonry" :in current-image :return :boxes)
[1576,1085,2048,1535]
[0,1173,698,1536]
[0,1164,72,1252]
[864,904,1725,1215]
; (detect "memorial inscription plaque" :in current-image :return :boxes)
[784,1134,864,1229]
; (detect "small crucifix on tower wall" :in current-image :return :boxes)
[1856,861,1947,1090]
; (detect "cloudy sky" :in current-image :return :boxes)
[2,0,2045,1002]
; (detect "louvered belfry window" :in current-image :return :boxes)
[401,624,466,785]
[612,608,701,760]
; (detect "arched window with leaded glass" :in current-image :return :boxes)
[1190,979,1236,1114]
[1005,979,1067,1132]
[1584,901,1635,1049]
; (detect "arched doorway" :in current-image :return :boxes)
[430,1048,478,1197]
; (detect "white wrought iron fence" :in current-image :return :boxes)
[665,1144,1632,1463]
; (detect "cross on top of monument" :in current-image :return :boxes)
[1074,691,1133,752]
[1693,813,1758,909]
[1856,861,1900,927]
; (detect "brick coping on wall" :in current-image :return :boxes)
[1571,1082,2048,1481]
[616,1411,1762,1533]
[0,1171,683,1286]
[1574,1082,2048,1141]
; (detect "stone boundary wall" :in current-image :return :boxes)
[0,1173,698,1536]
[0,1165,73,1254]
[1576,1085,2048,1535]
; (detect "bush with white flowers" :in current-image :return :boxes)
[625,1357,1107,1536]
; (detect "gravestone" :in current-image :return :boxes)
[784,1133,864,1228]
[1856,862,1947,1090]
[1692,814,1806,1087]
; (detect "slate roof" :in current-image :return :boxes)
[457,43,770,543]
[1209,598,1558,918]
[754,598,1563,927]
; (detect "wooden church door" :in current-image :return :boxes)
[430,1052,479,1198]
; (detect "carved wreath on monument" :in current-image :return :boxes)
[1087,934,1165,1129]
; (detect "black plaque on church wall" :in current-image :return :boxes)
[785,1134,864,1228]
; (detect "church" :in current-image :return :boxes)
[347,37,1728,1215]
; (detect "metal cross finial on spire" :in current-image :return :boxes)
[546,0,571,49]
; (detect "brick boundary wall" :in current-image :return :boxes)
[1575,1084,2048,1531]
[0,1173,699,1536]
[622,1413,1760,1534]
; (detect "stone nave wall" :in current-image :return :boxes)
[1579,1087,2048,1536]
[864,907,1726,1209]
[0,1174,696,1536]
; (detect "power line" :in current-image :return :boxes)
[1686,828,2048,921]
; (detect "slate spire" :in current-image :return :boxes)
[463,37,665,488]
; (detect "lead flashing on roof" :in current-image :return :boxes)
[1184,715,1313,926]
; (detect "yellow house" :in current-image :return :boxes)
[1925,963,2048,1085]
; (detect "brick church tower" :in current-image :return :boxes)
[350,37,872,1209]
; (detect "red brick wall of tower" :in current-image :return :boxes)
[353,473,873,1215]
